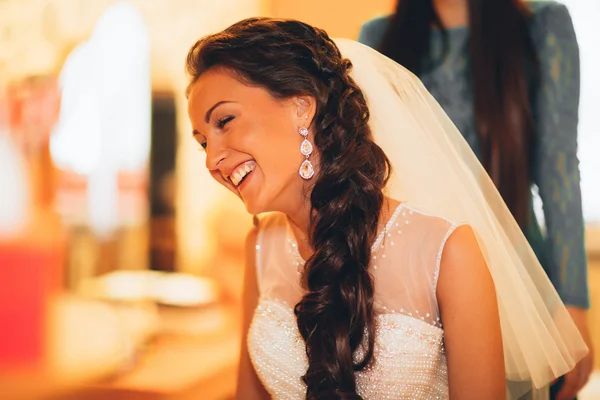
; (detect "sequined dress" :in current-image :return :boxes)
[247,204,460,399]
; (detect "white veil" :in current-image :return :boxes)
[333,38,588,398]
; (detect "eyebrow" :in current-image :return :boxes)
[204,100,235,123]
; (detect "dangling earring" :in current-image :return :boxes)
[298,116,314,180]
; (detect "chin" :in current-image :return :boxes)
[240,179,291,216]
[241,197,268,216]
[241,192,280,216]
[243,202,261,216]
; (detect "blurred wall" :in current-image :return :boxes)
[270,0,394,39]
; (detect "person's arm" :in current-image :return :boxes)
[531,1,589,311]
[529,4,593,398]
[437,225,505,399]
[235,227,270,399]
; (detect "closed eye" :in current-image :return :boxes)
[192,129,207,151]
[216,115,234,129]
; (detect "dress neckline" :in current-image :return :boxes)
[286,203,405,264]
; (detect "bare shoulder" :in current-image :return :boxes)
[442,225,482,265]
[437,224,492,301]
[436,225,505,398]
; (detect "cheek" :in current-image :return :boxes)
[259,122,302,170]
[237,112,304,191]
[260,135,302,183]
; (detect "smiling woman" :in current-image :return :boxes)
[185,19,402,399]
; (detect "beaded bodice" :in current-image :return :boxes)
[247,204,458,399]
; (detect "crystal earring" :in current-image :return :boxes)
[298,119,314,180]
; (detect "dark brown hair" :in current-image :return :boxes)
[379,0,538,226]
[186,18,391,399]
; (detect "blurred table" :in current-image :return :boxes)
[0,295,136,400]
[54,303,241,400]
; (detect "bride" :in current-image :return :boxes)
[185,18,588,399]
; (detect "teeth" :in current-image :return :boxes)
[233,172,243,184]
[230,162,256,186]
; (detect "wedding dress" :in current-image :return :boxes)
[249,204,457,399]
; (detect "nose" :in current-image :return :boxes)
[205,140,228,173]
[206,135,229,177]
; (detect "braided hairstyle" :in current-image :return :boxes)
[186,18,391,399]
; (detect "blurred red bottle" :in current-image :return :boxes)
[0,211,64,372]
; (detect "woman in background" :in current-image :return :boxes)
[359,2,593,398]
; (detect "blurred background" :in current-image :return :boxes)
[0,0,597,399]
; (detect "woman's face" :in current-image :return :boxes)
[187,68,315,215]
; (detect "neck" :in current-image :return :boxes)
[432,0,469,28]
[286,201,313,261]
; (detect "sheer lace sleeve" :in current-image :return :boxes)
[370,204,461,328]
[253,204,461,325]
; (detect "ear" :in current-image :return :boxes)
[294,96,316,125]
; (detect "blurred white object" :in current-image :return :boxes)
[0,133,30,239]
[50,42,102,176]
[50,1,151,238]
[79,270,219,308]
[79,270,159,302]
[153,273,219,307]
[92,1,151,173]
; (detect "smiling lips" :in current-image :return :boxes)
[229,160,257,186]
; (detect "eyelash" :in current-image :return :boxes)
[216,116,234,129]
[199,116,234,151]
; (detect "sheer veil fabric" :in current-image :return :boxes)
[332,39,587,398]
